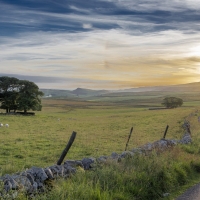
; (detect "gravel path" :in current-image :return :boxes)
[176,183,200,200]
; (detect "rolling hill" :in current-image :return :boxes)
[41,82,200,99]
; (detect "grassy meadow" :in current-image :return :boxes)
[0,91,200,199]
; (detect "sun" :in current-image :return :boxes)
[189,45,200,57]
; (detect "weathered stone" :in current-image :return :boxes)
[64,160,83,168]
[49,165,61,177]
[26,167,48,185]
[21,172,35,185]
[110,152,119,159]
[143,143,153,151]
[120,151,134,158]
[25,181,38,194]
[37,182,44,188]
[163,139,177,146]
[97,156,108,163]
[44,168,54,179]
[131,148,143,154]
[3,175,18,190]
[157,141,166,149]
[64,165,76,174]
[13,175,32,191]
[81,158,95,170]
[180,133,192,144]
[49,165,59,176]
[171,139,178,145]
[49,165,69,177]
[138,139,177,153]
[157,140,168,150]
[57,165,65,176]
[4,180,12,192]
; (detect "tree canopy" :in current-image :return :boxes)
[162,97,183,108]
[0,76,44,113]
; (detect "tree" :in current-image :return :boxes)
[0,76,19,113]
[162,97,183,108]
[0,91,18,113]
[0,76,19,92]
[0,76,44,113]
[17,80,44,113]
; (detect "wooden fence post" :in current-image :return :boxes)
[125,127,133,151]
[57,131,77,165]
[162,125,169,139]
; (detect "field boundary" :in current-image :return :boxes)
[0,118,193,198]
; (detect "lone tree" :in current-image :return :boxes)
[0,76,44,113]
[162,97,183,108]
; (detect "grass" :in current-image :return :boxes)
[0,92,200,199]
[0,100,195,172]
[16,147,200,200]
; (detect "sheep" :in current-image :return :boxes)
[0,123,3,127]
[5,124,9,128]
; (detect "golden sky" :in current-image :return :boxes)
[0,1,200,89]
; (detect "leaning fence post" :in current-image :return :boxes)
[162,125,169,139]
[186,121,191,135]
[125,127,133,151]
[57,131,77,165]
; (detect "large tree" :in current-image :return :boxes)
[0,76,19,92]
[162,97,183,108]
[0,76,43,113]
[17,80,44,113]
[0,76,19,113]
[0,91,18,113]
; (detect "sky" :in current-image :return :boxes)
[0,0,200,90]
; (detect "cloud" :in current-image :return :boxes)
[82,23,93,29]
[1,0,200,36]
[0,28,200,89]
[0,0,200,89]
[69,5,91,13]
[0,73,66,83]
[101,0,200,12]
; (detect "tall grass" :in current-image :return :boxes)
[0,97,199,199]
[29,146,200,200]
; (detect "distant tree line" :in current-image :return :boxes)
[162,97,183,108]
[0,76,44,113]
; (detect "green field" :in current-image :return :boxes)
[0,94,199,173]
[0,91,200,199]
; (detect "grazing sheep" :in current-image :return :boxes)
[5,124,9,128]
[0,123,3,127]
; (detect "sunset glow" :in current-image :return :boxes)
[0,0,200,89]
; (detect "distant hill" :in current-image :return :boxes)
[158,82,200,92]
[41,89,75,98]
[41,82,200,98]
[41,88,110,98]
[116,82,200,93]
[71,88,110,96]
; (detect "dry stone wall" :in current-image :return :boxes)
[0,121,192,198]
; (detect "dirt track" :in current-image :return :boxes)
[176,183,200,200]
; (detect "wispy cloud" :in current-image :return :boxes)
[83,23,93,29]
[0,0,200,89]
[102,0,200,12]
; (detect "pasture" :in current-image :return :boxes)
[0,95,199,175]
